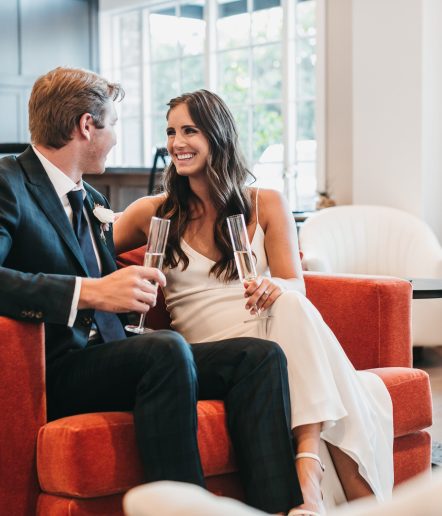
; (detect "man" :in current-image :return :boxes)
[0,67,301,513]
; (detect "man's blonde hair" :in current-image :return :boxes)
[29,67,124,148]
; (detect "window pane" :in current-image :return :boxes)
[179,2,205,56]
[251,6,282,44]
[296,100,315,140]
[150,9,179,60]
[296,138,316,161]
[296,0,316,38]
[218,0,247,19]
[120,66,142,118]
[121,118,142,166]
[120,12,142,66]
[253,0,280,11]
[151,61,180,112]
[296,37,316,98]
[151,114,168,149]
[181,55,205,92]
[218,49,250,104]
[229,104,250,162]
[296,158,317,210]
[252,143,284,191]
[252,44,282,102]
[217,11,250,50]
[252,103,283,161]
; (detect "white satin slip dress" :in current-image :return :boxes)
[162,223,393,507]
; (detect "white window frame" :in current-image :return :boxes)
[99,0,324,210]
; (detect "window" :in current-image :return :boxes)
[100,0,320,210]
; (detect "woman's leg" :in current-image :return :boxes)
[292,423,325,515]
[290,426,373,514]
[326,444,373,501]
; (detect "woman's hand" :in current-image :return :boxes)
[244,276,283,314]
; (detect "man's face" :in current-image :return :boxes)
[84,101,118,174]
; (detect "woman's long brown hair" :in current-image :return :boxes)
[157,89,254,281]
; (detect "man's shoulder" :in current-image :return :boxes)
[0,154,20,172]
[0,155,24,185]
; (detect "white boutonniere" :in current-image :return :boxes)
[93,204,115,241]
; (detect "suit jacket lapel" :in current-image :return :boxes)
[17,147,89,275]
[83,190,117,275]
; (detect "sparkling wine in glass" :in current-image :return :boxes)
[125,217,170,334]
[227,214,270,322]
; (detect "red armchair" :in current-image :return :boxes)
[0,251,432,515]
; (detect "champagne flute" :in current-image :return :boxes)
[125,217,170,334]
[227,214,271,322]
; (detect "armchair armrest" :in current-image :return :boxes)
[0,317,46,515]
[305,273,412,370]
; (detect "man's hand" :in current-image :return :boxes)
[78,266,166,313]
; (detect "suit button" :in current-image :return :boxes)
[29,310,35,318]
[81,316,93,326]
[20,310,29,318]
[35,311,43,319]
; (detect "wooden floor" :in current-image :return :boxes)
[417,346,442,442]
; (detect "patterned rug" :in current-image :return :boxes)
[432,441,442,467]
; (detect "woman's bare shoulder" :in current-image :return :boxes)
[248,186,286,203]
[258,188,287,203]
[249,187,288,216]
[126,193,167,216]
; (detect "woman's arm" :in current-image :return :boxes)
[113,194,165,254]
[244,188,305,313]
[261,188,305,288]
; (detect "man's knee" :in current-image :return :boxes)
[139,330,194,369]
[124,330,193,372]
[236,338,287,369]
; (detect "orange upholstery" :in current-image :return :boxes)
[305,273,412,369]
[37,366,431,499]
[371,367,432,437]
[38,402,237,498]
[0,248,432,515]
[0,318,46,516]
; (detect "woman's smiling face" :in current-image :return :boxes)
[166,102,210,178]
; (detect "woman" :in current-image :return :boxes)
[115,90,393,516]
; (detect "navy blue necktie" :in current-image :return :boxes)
[68,190,126,342]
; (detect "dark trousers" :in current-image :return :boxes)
[46,331,302,513]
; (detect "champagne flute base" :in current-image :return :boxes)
[244,315,272,323]
[125,324,155,335]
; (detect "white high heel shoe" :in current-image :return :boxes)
[288,452,325,516]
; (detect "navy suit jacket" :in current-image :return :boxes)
[0,146,124,362]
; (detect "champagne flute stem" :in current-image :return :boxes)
[137,312,147,332]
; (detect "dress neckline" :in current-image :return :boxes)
[182,223,264,264]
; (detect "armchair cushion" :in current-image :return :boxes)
[38,402,236,498]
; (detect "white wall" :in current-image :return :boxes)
[422,0,442,242]
[353,0,423,210]
[327,0,442,242]
[325,0,353,205]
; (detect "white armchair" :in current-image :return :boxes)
[299,205,442,347]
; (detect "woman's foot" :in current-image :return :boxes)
[289,453,326,516]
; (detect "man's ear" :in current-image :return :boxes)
[78,112,94,142]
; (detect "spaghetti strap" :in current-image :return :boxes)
[255,187,260,226]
